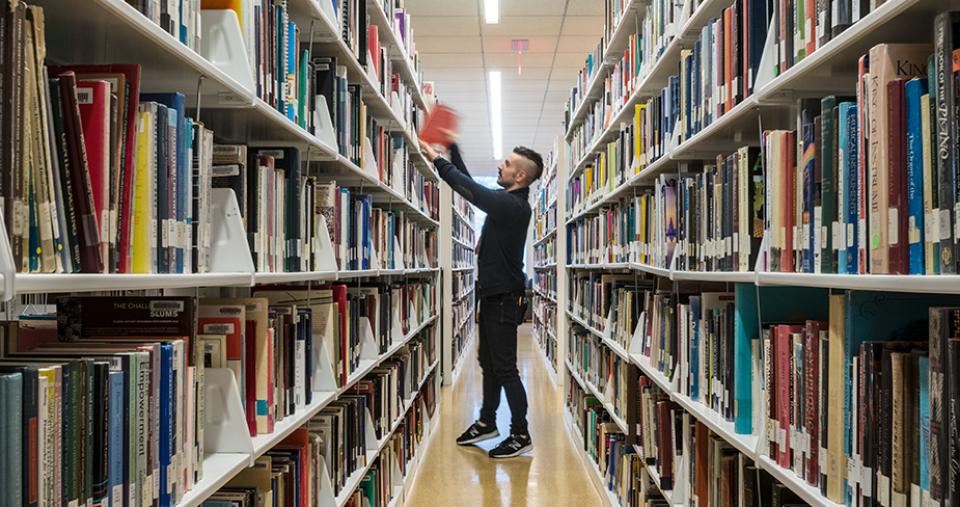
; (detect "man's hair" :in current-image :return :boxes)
[513,146,544,182]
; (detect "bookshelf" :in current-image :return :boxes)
[442,189,478,386]
[0,0,447,506]
[533,141,566,382]
[549,0,960,505]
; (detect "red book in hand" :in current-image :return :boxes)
[419,105,459,146]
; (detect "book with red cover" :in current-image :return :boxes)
[75,80,111,270]
[367,25,381,77]
[887,79,908,274]
[419,105,460,146]
[57,72,103,273]
[804,320,824,485]
[333,284,348,384]
[49,64,141,273]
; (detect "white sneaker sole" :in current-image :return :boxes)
[457,430,500,446]
[489,443,533,458]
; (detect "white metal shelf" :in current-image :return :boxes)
[451,236,475,251]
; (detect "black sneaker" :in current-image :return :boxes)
[488,433,533,458]
[456,421,499,446]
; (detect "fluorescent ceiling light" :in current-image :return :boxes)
[489,70,503,159]
[484,0,499,24]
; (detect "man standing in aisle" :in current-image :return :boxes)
[420,136,543,459]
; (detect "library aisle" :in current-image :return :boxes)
[407,324,601,506]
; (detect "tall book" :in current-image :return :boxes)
[866,43,931,274]
[934,13,960,275]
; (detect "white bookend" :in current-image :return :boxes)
[394,249,406,271]
[359,317,380,361]
[362,141,379,176]
[628,316,644,356]
[369,244,383,272]
[316,459,338,507]
[367,49,380,87]
[312,215,338,272]
[754,19,779,94]
[391,300,405,345]
[317,0,338,28]
[602,307,614,344]
[754,233,770,273]
[312,340,339,393]
[0,216,14,300]
[313,96,339,155]
[203,368,254,455]
[199,10,255,94]
[208,188,255,275]
[364,407,379,450]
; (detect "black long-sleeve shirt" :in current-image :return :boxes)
[434,145,530,297]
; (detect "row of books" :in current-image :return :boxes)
[764,36,960,276]
[0,6,219,275]
[567,326,631,424]
[568,85,675,208]
[452,243,475,270]
[533,298,558,369]
[643,389,812,507]
[452,271,475,300]
[569,272,655,352]
[566,0,898,157]
[533,199,557,244]
[451,319,475,375]
[452,193,475,224]
[196,299,437,507]
[534,270,557,300]
[216,145,440,273]
[0,296,208,507]
[452,214,475,246]
[534,235,557,268]
[626,283,960,506]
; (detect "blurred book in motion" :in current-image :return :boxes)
[419,104,459,147]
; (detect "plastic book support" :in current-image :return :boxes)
[753,19,779,94]
[313,96,339,155]
[200,10,256,93]
[203,368,255,455]
[312,214,338,273]
[0,216,15,300]
[208,188,255,276]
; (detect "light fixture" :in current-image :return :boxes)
[489,70,503,160]
[484,0,499,24]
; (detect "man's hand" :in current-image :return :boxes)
[419,139,440,162]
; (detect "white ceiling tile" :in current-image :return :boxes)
[565,0,606,16]
[500,0,568,16]
[557,36,605,53]
[560,16,605,36]
[480,17,564,37]
[415,36,483,53]
[407,16,480,36]
[419,53,485,67]
[403,0,478,17]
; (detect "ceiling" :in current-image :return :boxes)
[405,0,605,176]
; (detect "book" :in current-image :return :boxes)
[418,105,459,147]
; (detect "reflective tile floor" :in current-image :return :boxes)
[406,324,603,507]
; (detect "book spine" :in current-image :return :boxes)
[935,14,958,274]
[905,79,927,275]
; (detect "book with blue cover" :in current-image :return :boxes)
[905,78,928,274]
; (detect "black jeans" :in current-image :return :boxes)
[477,293,529,435]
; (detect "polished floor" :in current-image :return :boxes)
[406,324,602,507]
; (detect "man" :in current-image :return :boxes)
[420,137,543,459]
